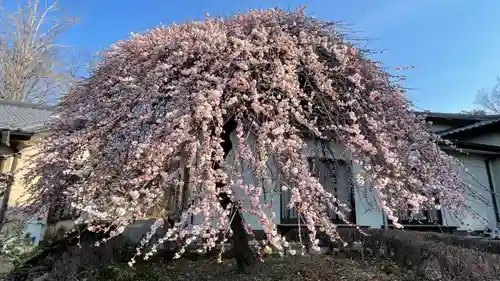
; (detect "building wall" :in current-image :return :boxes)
[442,153,497,231]
[37,130,500,238]
[206,132,380,231]
[227,133,499,232]
[8,144,37,206]
[352,162,383,228]
[189,131,282,230]
[487,157,500,228]
[0,141,46,245]
[193,131,500,232]
[458,131,500,229]
[464,133,500,147]
[427,124,454,133]
[349,152,498,231]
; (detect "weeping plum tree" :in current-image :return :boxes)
[23,8,475,273]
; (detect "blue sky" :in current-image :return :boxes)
[18,0,500,112]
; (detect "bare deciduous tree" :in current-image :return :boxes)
[459,109,489,115]
[0,0,84,241]
[475,77,500,114]
[0,0,79,103]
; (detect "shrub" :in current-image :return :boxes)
[334,228,500,281]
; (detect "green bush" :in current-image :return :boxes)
[0,229,39,268]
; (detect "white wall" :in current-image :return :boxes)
[427,124,454,133]
[352,163,383,228]
[441,153,497,231]
[200,132,380,231]
[189,131,282,230]
[43,134,500,236]
[464,133,500,147]
[349,152,498,231]
[487,157,500,228]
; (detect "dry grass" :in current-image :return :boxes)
[283,228,500,281]
[336,228,500,281]
[4,228,500,281]
[87,255,415,281]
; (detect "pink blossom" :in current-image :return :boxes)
[22,7,471,262]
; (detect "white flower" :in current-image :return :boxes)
[129,190,140,200]
[116,207,126,217]
[272,126,285,135]
[393,222,403,229]
[116,226,125,234]
[263,245,272,254]
[289,249,296,256]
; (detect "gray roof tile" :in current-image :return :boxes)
[438,118,500,137]
[0,100,55,133]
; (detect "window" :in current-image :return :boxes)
[281,157,354,224]
[389,196,443,225]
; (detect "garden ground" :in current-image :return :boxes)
[2,228,500,281]
[83,255,414,281]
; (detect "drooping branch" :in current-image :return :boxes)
[23,8,473,269]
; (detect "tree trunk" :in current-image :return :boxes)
[218,193,256,273]
[216,120,257,274]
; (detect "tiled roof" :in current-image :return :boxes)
[0,101,497,136]
[0,100,55,133]
[438,118,500,137]
[414,111,500,121]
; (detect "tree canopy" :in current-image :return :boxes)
[24,8,473,267]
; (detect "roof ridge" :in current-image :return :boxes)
[414,111,500,120]
[0,99,55,111]
[438,119,500,137]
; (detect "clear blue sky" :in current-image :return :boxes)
[30,0,500,112]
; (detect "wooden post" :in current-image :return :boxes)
[0,173,14,235]
[382,213,388,231]
[0,130,14,235]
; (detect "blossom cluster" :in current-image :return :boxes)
[23,8,471,261]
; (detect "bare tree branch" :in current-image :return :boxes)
[475,77,500,114]
[0,0,80,104]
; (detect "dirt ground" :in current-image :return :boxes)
[4,228,500,281]
[85,255,417,281]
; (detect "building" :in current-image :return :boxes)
[210,111,500,235]
[0,100,54,245]
[7,108,500,241]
